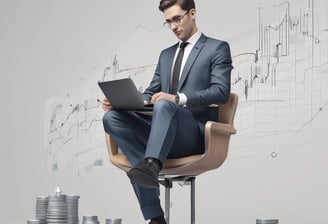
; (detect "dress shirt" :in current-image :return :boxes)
[172,31,202,105]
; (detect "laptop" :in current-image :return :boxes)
[98,78,153,111]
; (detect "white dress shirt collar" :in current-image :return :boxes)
[178,30,201,47]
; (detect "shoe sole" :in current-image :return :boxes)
[127,169,159,188]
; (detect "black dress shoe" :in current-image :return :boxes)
[148,215,167,224]
[149,220,166,224]
[127,158,161,188]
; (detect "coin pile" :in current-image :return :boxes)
[47,194,68,223]
[106,218,122,224]
[82,215,100,224]
[256,219,279,224]
[27,220,41,224]
[66,195,80,224]
[35,196,48,224]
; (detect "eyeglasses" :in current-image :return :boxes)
[163,10,189,29]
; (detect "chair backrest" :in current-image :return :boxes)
[218,93,238,126]
[160,93,238,175]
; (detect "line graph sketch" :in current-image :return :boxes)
[230,0,328,158]
[44,54,156,174]
[45,0,328,176]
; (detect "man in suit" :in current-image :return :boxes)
[102,0,232,223]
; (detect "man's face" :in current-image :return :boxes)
[163,4,197,41]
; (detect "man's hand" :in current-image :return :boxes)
[151,92,175,104]
[102,97,113,111]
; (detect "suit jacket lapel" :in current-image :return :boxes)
[165,43,178,92]
[178,34,207,91]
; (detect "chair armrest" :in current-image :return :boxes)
[203,121,236,157]
[205,121,236,135]
[105,134,119,156]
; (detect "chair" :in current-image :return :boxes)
[105,93,238,224]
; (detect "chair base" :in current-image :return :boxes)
[159,176,196,224]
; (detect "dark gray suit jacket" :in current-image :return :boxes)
[143,34,233,133]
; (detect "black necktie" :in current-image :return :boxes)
[170,42,188,94]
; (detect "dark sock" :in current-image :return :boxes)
[151,215,166,224]
[145,157,163,170]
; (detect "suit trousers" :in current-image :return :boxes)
[102,100,204,219]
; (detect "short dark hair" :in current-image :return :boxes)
[159,0,196,12]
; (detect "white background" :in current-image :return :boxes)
[1,0,328,223]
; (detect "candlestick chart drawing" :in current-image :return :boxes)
[231,0,328,158]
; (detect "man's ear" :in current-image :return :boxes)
[190,8,196,19]
[190,9,195,15]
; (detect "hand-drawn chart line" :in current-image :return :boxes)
[272,100,328,157]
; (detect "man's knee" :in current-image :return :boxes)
[102,110,120,133]
[153,100,177,113]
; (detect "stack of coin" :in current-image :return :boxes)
[35,196,48,224]
[67,195,80,224]
[47,194,68,224]
[256,219,279,224]
[82,215,100,224]
[27,220,41,224]
[106,218,122,224]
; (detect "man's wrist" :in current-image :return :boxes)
[175,92,187,106]
[175,94,180,105]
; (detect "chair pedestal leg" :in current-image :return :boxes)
[165,185,171,224]
[190,177,195,224]
[160,176,196,224]
[160,178,173,224]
